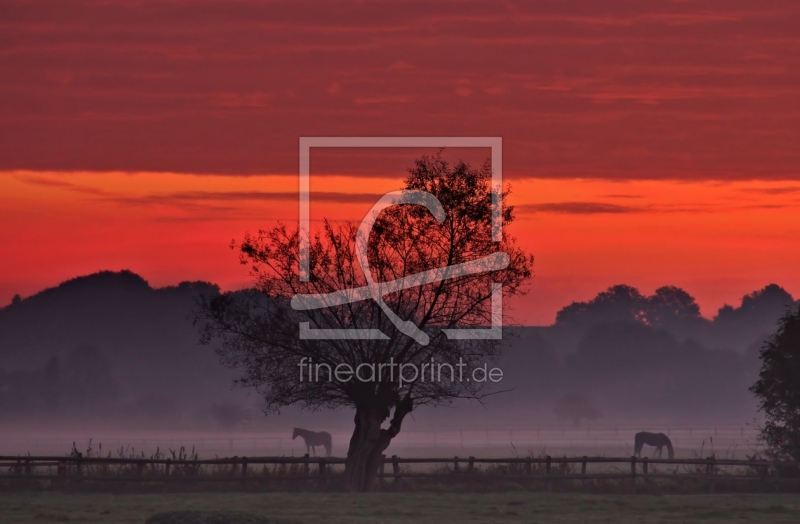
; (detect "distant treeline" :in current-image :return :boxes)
[0,271,247,427]
[0,272,796,427]
[498,284,797,424]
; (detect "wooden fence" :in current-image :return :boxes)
[0,424,760,457]
[0,454,797,492]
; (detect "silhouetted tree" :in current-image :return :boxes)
[555,284,708,336]
[714,284,796,351]
[645,286,705,330]
[197,155,533,490]
[555,285,646,328]
[750,305,800,461]
[717,284,794,326]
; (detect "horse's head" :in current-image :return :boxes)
[292,428,299,440]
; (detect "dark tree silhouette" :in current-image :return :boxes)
[196,155,533,490]
[645,286,704,328]
[714,284,797,350]
[555,284,646,328]
[717,284,795,327]
[554,284,709,341]
[750,305,800,461]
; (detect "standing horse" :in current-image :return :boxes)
[292,428,332,457]
[634,431,674,459]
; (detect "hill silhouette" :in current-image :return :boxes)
[0,271,245,427]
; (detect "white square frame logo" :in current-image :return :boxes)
[297,136,504,340]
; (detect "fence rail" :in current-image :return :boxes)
[1,454,797,492]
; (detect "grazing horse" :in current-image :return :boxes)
[634,431,674,459]
[292,428,332,457]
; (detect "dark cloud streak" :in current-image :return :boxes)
[118,191,385,205]
[14,176,383,204]
[518,202,646,214]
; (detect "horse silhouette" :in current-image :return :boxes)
[634,431,674,459]
[292,428,332,457]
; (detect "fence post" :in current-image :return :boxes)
[379,454,386,489]
[454,456,460,474]
[642,457,648,475]
[76,452,83,477]
[707,457,715,493]
[318,458,327,489]
[545,455,552,492]
[525,459,532,476]
[304,454,310,476]
[630,456,637,494]
[165,458,171,477]
[392,455,400,485]
[468,456,475,474]
[242,457,248,485]
[581,456,588,487]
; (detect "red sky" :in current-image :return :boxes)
[1,1,799,324]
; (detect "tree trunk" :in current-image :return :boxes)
[343,395,412,491]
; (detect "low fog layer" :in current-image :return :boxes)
[0,272,796,431]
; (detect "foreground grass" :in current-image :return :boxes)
[0,491,798,523]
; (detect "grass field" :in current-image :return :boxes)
[0,492,798,523]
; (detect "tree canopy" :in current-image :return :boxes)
[554,284,705,332]
[196,154,533,490]
[750,305,800,461]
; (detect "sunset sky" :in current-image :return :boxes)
[2,1,799,324]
